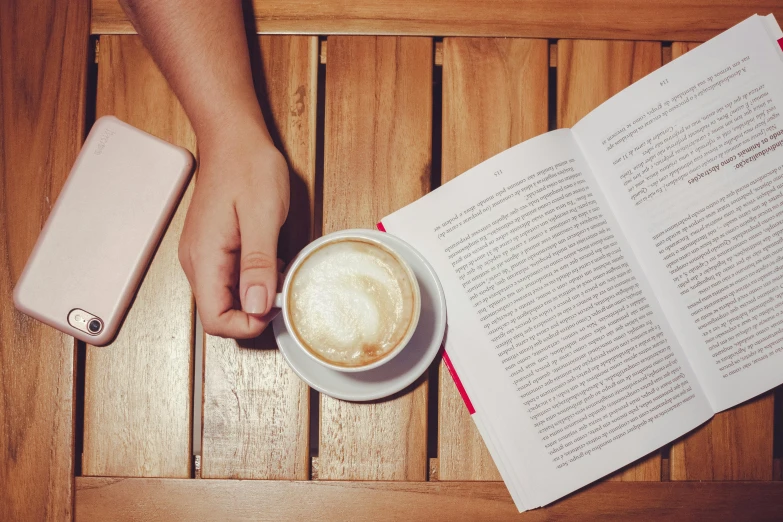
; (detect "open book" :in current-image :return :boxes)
[380,14,783,512]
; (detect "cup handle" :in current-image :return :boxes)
[273,293,284,309]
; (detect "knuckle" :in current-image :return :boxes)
[200,316,226,338]
[241,251,276,273]
[234,325,263,340]
[177,239,193,272]
[265,147,289,174]
[197,309,215,329]
[177,240,189,265]
[267,199,288,226]
[201,314,262,340]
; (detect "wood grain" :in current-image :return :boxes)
[667,40,775,482]
[201,35,317,480]
[670,396,774,480]
[438,37,548,481]
[0,1,89,519]
[558,40,662,128]
[76,477,783,520]
[558,40,663,482]
[91,0,781,42]
[319,36,431,480]
[82,35,195,478]
[606,453,662,482]
[671,42,701,59]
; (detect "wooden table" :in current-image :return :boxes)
[3,1,783,520]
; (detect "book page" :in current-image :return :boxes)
[572,15,783,410]
[381,129,712,510]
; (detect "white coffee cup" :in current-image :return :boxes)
[273,229,421,372]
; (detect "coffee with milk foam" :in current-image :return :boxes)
[288,239,417,368]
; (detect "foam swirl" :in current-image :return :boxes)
[288,239,416,367]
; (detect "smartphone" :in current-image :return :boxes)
[13,116,194,345]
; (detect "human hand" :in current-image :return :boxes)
[179,122,290,339]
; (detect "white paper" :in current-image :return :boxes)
[382,130,711,510]
[573,15,783,410]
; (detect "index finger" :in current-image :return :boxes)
[192,245,273,339]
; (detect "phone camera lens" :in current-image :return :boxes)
[87,319,103,334]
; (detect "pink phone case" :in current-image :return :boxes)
[13,115,194,345]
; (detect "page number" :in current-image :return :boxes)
[493,169,503,177]
[660,79,669,86]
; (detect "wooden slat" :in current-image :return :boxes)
[200,35,317,480]
[82,35,195,477]
[91,0,780,42]
[557,40,662,128]
[76,477,783,520]
[606,453,662,482]
[0,1,89,519]
[670,396,774,480]
[319,36,431,480]
[662,46,673,65]
[558,40,663,482]
[671,42,700,58]
[666,40,774,482]
[438,37,549,481]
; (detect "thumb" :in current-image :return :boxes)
[237,201,282,317]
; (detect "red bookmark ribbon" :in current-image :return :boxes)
[443,351,475,415]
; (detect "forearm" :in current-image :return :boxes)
[119,0,270,145]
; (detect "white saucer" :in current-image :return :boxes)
[273,231,447,402]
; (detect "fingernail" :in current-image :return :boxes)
[244,285,268,315]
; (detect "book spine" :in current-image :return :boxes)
[377,220,475,415]
[442,351,475,414]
